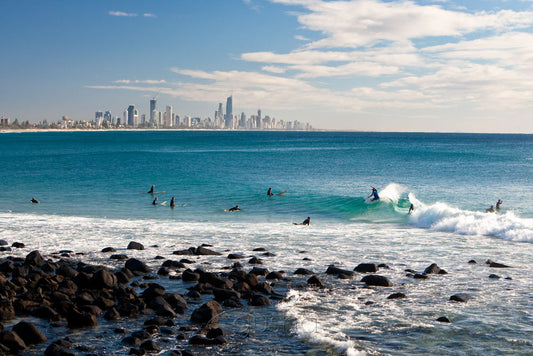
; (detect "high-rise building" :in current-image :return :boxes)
[127,105,138,127]
[165,105,173,128]
[150,98,157,123]
[225,96,233,129]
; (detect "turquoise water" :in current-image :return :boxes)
[0,131,532,355]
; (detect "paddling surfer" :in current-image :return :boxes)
[148,185,155,194]
[30,197,40,204]
[267,188,274,196]
[227,205,240,211]
[293,217,310,225]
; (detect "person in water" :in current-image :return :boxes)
[152,197,158,205]
[486,205,495,213]
[170,197,175,208]
[293,217,310,225]
[368,186,380,201]
[30,197,40,204]
[267,188,273,196]
[408,204,414,215]
[148,185,155,194]
[228,205,240,211]
[496,199,503,211]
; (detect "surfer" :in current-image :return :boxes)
[267,188,274,196]
[170,197,175,208]
[227,205,240,212]
[496,199,503,211]
[293,217,310,225]
[152,197,158,205]
[148,185,155,194]
[408,204,414,215]
[368,186,380,201]
[486,205,495,213]
[30,197,40,204]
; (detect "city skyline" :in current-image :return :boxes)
[2,1,533,133]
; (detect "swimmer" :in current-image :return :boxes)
[170,197,175,208]
[152,197,158,205]
[30,197,40,204]
[486,205,495,213]
[496,199,503,211]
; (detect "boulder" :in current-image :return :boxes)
[110,254,129,260]
[424,263,441,274]
[326,266,355,278]
[140,339,160,352]
[127,241,145,250]
[489,262,510,268]
[212,288,240,303]
[294,268,314,275]
[227,254,244,259]
[248,257,263,265]
[0,301,15,321]
[66,307,98,328]
[90,268,118,289]
[104,307,121,321]
[354,263,378,273]
[450,293,471,302]
[0,240,7,246]
[12,321,47,345]
[387,293,406,300]
[265,271,283,280]
[101,247,116,253]
[361,275,392,287]
[249,294,270,306]
[11,242,25,249]
[181,269,200,282]
[125,258,151,274]
[0,330,26,353]
[249,267,269,276]
[25,251,44,266]
[190,301,222,325]
[436,316,451,323]
[307,275,324,287]
[196,246,221,256]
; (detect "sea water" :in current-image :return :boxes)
[0,131,532,355]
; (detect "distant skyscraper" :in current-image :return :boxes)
[165,105,173,128]
[127,105,138,127]
[150,98,157,123]
[225,96,233,129]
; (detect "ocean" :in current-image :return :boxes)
[0,130,532,355]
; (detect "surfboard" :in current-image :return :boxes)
[276,190,288,196]
[160,201,167,206]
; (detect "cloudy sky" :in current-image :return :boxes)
[1,0,533,132]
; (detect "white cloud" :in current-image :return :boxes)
[143,13,157,18]
[262,66,287,74]
[294,35,309,41]
[114,79,167,84]
[108,11,137,17]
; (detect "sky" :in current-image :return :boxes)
[1,0,533,132]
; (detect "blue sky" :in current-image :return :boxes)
[1,0,533,132]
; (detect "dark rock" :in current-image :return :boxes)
[468,260,477,264]
[31,305,61,321]
[122,336,141,346]
[262,252,275,257]
[307,275,324,287]
[354,263,378,273]
[12,321,47,345]
[0,300,15,321]
[104,307,121,320]
[227,254,244,259]
[248,257,263,265]
[127,241,145,250]
[213,288,240,302]
[489,274,500,279]
[179,259,195,264]
[489,262,510,268]
[154,255,165,260]
[182,269,200,282]
[142,283,166,300]
[25,250,44,266]
[91,268,118,289]
[252,247,266,252]
[0,240,7,246]
[250,267,269,276]
[57,265,78,278]
[387,293,406,300]
[164,293,188,313]
[11,242,25,249]
[111,254,129,260]
[255,282,273,295]
[129,347,146,355]
[450,293,471,302]
[424,263,441,274]
[190,301,222,325]
[294,268,314,275]
[505,277,513,280]
[157,267,171,276]
[413,273,428,279]
[125,258,151,274]
[189,335,214,345]
[438,269,448,275]
[437,316,451,323]
[81,305,103,317]
[266,271,283,280]
[140,340,160,352]
[0,261,14,273]
[249,294,270,306]
[326,265,355,277]
[67,307,98,328]
[196,246,221,256]
[0,330,26,353]
[0,247,12,252]
[101,247,116,253]
[206,327,226,339]
[361,275,392,287]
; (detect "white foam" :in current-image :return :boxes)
[409,202,533,242]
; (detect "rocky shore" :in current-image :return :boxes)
[0,238,514,355]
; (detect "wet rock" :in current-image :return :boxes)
[450,293,471,302]
[11,242,25,249]
[189,335,214,345]
[489,262,510,268]
[206,327,226,339]
[91,268,118,289]
[0,240,7,246]
[354,263,378,273]
[101,247,116,253]
[25,250,44,266]
[326,266,355,278]
[424,263,441,274]
[66,307,98,328]
[248,257,263,265]
[0,300,15,321]
[129,347,146,355]
[104,307,121,320]
[387,293,406,300]
[249,294,270,306]
[262,252,275,257]
[252,247,266,252]
[361,275,392,287]
[266,271,283,280]
[127,241,145,250]
[294,268,314,275]
[140,340,160,352]
[190,301,222,325]
[0,330,26,353]
[413,273,428,279]
[227,254,244,259]
[468,260,477,264]
[307,275,324,287]
[125,258,152,274]
[157,267,171,276]
[196,246,221,256]
[12,321,47,345]
[31,305,61,321]
[111,254,129,260]
[436,316,451,323]
[164,293,188,313]
[489,274,500,279]
[182,269,200,282]
[250,267,269,276]
[122,336,141,346]
[213,288,240,303]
